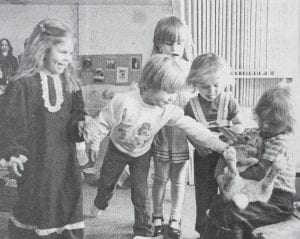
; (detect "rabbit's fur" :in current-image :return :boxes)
[217,130,283,210]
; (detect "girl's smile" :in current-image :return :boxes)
[43,37,74,75]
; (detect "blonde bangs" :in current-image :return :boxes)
[187,54,232,86]
[159,60,185,92]
[160,23,186,43]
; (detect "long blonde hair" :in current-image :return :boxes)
[14,18,80,92]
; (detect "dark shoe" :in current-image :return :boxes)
[152,215,164,237]
[168,219,181,239]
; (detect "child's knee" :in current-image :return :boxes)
[154,174,169,185]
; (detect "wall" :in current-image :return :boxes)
[286,1,300,168]
[0,2,172,65]
[0,4,78,57]
[78,4,171,63]
[1,1,297,77]
[268,0,299,79]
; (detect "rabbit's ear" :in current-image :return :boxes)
[224,167,229,173]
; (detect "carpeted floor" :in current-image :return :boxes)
[0,182,199,239]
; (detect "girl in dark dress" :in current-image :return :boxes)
[0,38,19,88]
[0,18,86,239]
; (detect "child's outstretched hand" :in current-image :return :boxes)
[219,127,239,144]
[89,150,99,163]
[76,142,89,166]
[9,155,28,177]
[223,146,238,175]
[80,116,102,144]
[223,146,236,158]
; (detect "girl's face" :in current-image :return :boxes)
[43,37,74,75]
[0,40,9,54]
[160,38,186,58]
[194,71,225,102]
[142,89,178,108]
[257,118,288,138]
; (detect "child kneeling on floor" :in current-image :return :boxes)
[83,54,231,238]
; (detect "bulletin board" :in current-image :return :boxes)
[77,54,142,86]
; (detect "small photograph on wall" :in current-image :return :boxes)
[93,68,104,83]
[82,58,92,70]
[105,58,117,70]
[116,67,129,84]
[131,56,141,70]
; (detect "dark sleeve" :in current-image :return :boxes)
[227,96,240,120]
[11,56,19,76]
[240,158,273,181]
[68,89,87,142]
[240,136,286,180]
[0,80,29,160]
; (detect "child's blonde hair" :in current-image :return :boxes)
[254,86,295,133]
[152,16,193,61]
[187,53,233,87]
[14,18,80,92]
[138,54,186,93]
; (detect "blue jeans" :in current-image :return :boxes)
[152,159,188,221]
[94,140,152,237]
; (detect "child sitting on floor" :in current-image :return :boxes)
[203,86,296,239]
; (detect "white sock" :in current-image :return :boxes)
[169,220,180,230]
[153,218,163,226]
[133,236,152,239]
[90,204,103,218]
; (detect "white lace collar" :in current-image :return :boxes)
[40,72,63,113]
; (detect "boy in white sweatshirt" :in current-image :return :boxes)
[84,54,229,238]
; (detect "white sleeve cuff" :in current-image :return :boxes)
[76,142,86,150]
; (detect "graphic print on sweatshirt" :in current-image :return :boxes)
[115,122,153,152]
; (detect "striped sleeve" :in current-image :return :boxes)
[261,136,287,163]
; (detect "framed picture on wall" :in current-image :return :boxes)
[93,67,104,83]
[116,67,129,84]
[105,57,117,70]
[130,56,141,70]
[82,58,92,70]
